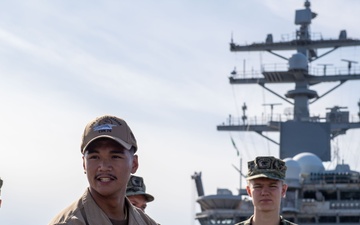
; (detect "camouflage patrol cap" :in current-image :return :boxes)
[81,115,137,154]
[126,175,154,202]
[247,156,287,181]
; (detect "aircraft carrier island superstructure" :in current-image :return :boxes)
[192,1,360,224]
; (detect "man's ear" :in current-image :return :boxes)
[82,155,86,172]
[281,183,288,198]
[246,185,252,197]
[131,154,139,174]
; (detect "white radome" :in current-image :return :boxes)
[284,158,301,180]
[293,152,325,174]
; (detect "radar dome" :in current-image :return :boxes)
[289,53,307,70]
[293,152,324,174]
[283,158,301,180]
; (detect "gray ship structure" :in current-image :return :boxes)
[192,1,360,224]
[0,177,3,208]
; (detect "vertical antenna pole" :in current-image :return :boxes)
[240,157,242,193]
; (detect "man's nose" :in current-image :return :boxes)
[261,187,270,195]
[99,159,112,171]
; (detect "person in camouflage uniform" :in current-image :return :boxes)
[126,175,155,212]
[235,156,297,225]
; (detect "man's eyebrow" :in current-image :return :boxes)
[85,149,99,154]
[85,148,126,155]
[269,181,280,185]
[110,149,126,154]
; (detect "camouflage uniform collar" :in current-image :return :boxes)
[237,215,297,225]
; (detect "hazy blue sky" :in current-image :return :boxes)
[0,1,360,225]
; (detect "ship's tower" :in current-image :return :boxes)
[218,0,360,160]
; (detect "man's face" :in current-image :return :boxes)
[127,195,148,212]
[247,177,287,213]
[83,139,138,199]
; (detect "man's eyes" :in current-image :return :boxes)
[86,154,123,160]
[253,185,278,188]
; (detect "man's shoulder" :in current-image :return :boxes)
[48,199,83,225]
[48,191,88,225]
[281,217,298,225]
[234,217,252,225]
[235,222,249,225]
[283,220,298,225]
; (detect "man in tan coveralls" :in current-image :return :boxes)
[48,115,159,225]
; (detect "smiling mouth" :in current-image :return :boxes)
[95,174,117,182]
[99,177,111,182]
